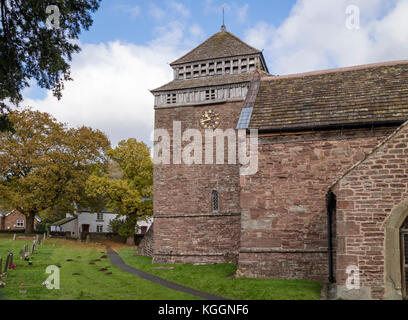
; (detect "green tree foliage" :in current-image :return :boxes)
[86,139,153,244]
[0,0,101,129]
[0,108,110,233]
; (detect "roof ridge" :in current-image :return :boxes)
[171,32,221,66]
[222,31,262,56]
[171,30,261,66]
[263,60,408,81]
[330,119,408,190]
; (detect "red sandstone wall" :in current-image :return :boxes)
[239,128,394,282]
[333,123,408,300]
[153,101,243,264]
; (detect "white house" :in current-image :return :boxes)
[51,211,153,238]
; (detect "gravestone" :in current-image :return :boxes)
[13,234,16,241]
[0,258,2,274]
[44,233,46,240]
[4,252,13,272]
[86,234,90,243]
[30,241,36,254]
[36,235,41,245]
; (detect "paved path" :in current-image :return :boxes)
[106,246,228,300]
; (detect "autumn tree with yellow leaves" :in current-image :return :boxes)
[0,109,110,233]
[86,139,153,245]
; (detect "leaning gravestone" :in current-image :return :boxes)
[13,234,16,241]
[4,252,13,272]
[30,241,36,255]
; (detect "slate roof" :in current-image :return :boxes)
[51,217,77,227]
[171,30,262,66]
[151,72,254,93]
[249,60,408,132]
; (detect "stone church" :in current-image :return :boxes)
[150,25,408,300]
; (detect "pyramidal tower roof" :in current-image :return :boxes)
[171,27,263,66]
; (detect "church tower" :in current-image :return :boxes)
[151,26,268,264]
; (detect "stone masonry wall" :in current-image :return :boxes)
[239,127,395,282]
[333,122,408,300]
[153,101,243,264]
[136,224,154,257]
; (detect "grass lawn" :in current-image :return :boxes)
[118,248,322,300]
[0,234,196,300]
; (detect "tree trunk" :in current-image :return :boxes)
[25,212,35,234]
[126,236,135,246]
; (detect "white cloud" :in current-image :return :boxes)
[237,3,249,22]
[189,23,205,39]
[244,0,408,75]
[127,6,141,19]
[22,38,188,148]
[149,3,166,21]
[116,4,140,19]
[22,20,207,147]
[169,1,190,17]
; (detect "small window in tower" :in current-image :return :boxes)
[167,94,177,104]
[212,191,219,212]
[205,90,216,100]
[233,66,239,74]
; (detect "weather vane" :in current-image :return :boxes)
[221,3,227,31]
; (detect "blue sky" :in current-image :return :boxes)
[23,0,408,146]
[80,1,296,45]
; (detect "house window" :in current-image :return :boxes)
[212,190,219,212]
[16,219,24,228]
[96,225,103,233]
[97,213,104,221]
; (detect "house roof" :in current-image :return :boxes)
[0,209,42,221]
[151,72,254,93]
[249,60,408,132]
[171,29,262,66]
[51,217,77,227]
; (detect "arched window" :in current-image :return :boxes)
[212,190,219,212]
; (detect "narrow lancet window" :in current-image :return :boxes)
[212,190,219,212]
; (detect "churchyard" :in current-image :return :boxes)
[0,234,321,300]
[0,234,195,300]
